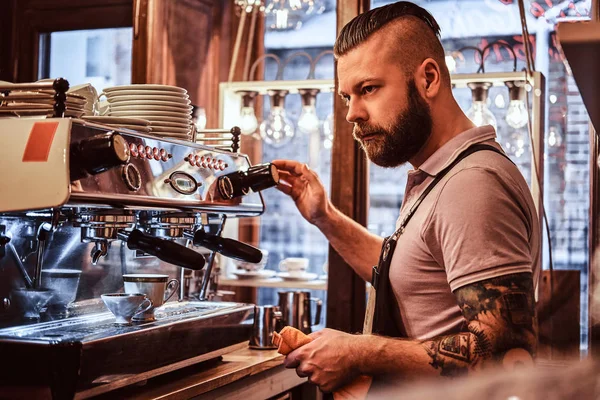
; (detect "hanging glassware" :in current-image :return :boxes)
[260,89,295,147]
[504,80,529,129]
[236,91,259,135]
[264,0,325,31]
[466,82,497,131]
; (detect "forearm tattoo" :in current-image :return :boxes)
[422,273,537,377]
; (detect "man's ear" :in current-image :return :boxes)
[416,57,441,99]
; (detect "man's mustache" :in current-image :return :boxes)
[353,124,384,139]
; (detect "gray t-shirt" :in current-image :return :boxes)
[389,125,541,340]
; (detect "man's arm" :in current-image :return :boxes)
[361,272,537,377]
[316,206,383,282]
[285,273,537,391]
[273,159,382,281]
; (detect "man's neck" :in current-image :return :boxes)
[409,103,476,169]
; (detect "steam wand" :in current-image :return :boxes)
[196,215,227,301]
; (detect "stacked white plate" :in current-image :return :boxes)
[81,116,152,133]
[67,83,98,116]
[102,84,193,140]
[0,91,87,118]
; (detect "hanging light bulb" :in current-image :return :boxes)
[547,126,563,148]
[236,91,259,135]
[297,88,320,135]
[466,82,497,131]
[505,80,529,129]
[322,112,334,149]
[260,89,294,147]
[445,55,457,74]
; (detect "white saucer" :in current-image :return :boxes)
[232,269,276,280]
[103,84,187,94]
[277,272,318,281]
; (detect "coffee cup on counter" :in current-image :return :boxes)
[237,250,269,272]
[123,274,179,322]
[278,257,309,275]
[101,293,153,325]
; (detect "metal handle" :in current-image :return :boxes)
[311,298,322,327]
[163,279,179,302]
[134,298,153,317]
[192,229,263,263]
[123,230,206,271]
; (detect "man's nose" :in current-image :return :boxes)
[345,100,368,124]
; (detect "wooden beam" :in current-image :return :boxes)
[326,0,371,333]
[589,124,600,357]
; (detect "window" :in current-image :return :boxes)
[39,28,133,93]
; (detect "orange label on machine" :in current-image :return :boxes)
[22,121,60,162]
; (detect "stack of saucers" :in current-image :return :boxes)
[0,91,86,118]
[102,84,192,140]
[67,83,99,116]
[81,116,152,133]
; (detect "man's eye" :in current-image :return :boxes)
[342,95,350,106]
[362,86,376,95]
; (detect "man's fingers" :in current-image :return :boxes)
[283,353,300,368]
[276,182,293,196]
[273,160,318,182]
[296,366,311,378]
[272,159,304,175]
[308,329,326,339]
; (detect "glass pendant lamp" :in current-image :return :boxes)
[504,81,529,129]
[466,82,497,131]
[297,89,320,135]
[236,91,259,135]
[260,89,295,147]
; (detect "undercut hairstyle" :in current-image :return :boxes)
[334,1,451,86]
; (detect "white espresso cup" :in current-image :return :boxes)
[279,257,309,275]
[123,274,179,322]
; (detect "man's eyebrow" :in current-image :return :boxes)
[338,78,379,98]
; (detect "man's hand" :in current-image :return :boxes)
[283,328,365,392]
[272,160,331,227]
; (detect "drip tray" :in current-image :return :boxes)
[0,301,247,343]
[0,301,254,398]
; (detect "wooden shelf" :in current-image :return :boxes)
[219,276,327,290]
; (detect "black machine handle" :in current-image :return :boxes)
[126,230,205,271]
[193,230,263,264]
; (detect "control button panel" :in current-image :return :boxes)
[129,143,172,162]
[184,153,229,171]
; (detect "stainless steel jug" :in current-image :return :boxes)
[249,305,283,349]
[277,291,322,334]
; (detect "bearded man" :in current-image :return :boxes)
[273,0,540,394]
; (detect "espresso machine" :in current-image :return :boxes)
[0,79,278,398]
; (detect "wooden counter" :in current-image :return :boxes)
[87,343,310,400]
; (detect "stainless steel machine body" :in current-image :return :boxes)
[0,81,275,398]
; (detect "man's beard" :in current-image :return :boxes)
[353,79,433,168]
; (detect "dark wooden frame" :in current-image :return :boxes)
[325,0,371,333]
[589,125,600,357]
[1,0,133,83]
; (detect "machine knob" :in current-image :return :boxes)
[216,163,279,200]
[70,132,130,181]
